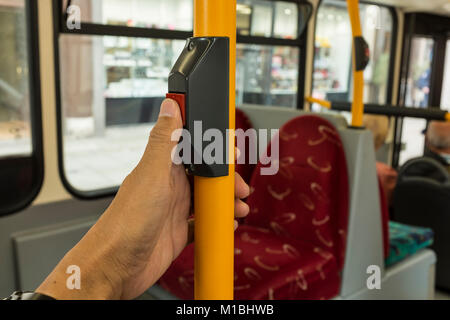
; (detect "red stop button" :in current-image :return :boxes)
[166,93,186,126]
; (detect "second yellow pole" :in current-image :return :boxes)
[193,0,236,300]
[347,0,365,127]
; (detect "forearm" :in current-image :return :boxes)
[36,224,123,300]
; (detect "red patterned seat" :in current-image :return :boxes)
[160,114,350,300]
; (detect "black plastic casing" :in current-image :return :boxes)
[354,36,370,71]
[168,37,230,177]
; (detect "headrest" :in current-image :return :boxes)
[398,157,449,184]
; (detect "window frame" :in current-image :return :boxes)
[53,0,310,199]
[310,0,398,108]
[0,0,44,217]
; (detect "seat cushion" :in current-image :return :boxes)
[245,115,349,270]
[160,225,340,300]
[385,222,434,267]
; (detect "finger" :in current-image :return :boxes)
[234,220,239,231]
[140,99,183,175]
[235,172,250,199]
[235,199,250,218]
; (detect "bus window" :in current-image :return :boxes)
[236,0,308,108]
[56,0,309,196]
[237,0,298,39]
[399,37,434,165]
[236,44,299,108]
[312,0,394,108]
[59,34,185,192]
[0,0,43,216]
[0,1,32,157]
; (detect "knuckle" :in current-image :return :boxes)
[149,124,172,144]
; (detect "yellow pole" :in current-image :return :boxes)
[347,0,364,127]
[305,96,332,109]
[193,0,236,300]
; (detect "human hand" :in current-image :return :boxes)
[37,99,250,300]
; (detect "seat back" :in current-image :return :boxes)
[239,104,385,297]
[398,157,449,184]
[393,159,450,289]
[244,114,350,270]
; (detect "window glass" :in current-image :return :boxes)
[64,0,193,31]
[0,0,42,216]
[399,37,434,165]
[439,39,449,111]
[236,3,253,36]
[312,0,393,107]
[0,0,32,157]
[237,0,298,39]
[59,34,185,191]
[236,44,299,108]
[273,2,298,39]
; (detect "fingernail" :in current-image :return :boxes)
[159,99,178,118]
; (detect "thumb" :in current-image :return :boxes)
[140,98,183,175]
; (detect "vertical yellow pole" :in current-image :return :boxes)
[193,0,236,300]
[347,0,364,127]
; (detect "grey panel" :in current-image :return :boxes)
[0,198,110,296]
[346,250,436,300]
[339,129,385,296]
[12,218,95,290]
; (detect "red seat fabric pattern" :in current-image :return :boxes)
[160,115,350,300]
[245,115,349,271]
[160,226,341,300]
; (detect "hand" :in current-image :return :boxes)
[36,99,250,300]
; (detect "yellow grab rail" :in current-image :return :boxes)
[347,0,365,127]
[193,0,236,300]
[305,96,331,109]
